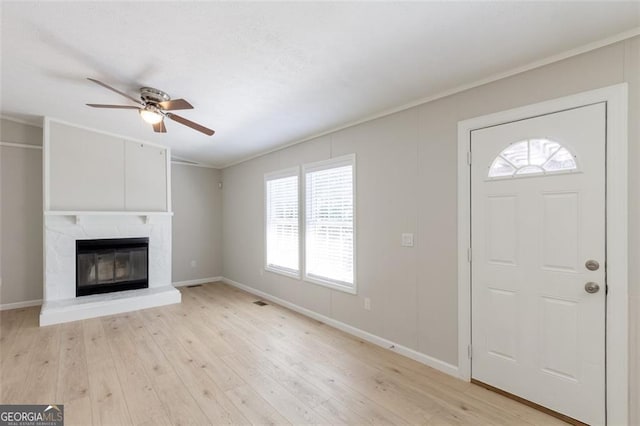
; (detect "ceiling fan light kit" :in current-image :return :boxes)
[85,78,214,136]
[139,105,163,125]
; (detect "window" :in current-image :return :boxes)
[265,168,299,276]
[488,138,577,178]
[304,155,355,292]
[264,155,356,293]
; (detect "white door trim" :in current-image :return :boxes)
[457,84,628,425]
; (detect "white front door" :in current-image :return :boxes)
[471,103,606,425]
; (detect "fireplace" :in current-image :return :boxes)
[76,237,149,297]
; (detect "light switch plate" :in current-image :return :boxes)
[401,233,414,247]
[364,298,371,311]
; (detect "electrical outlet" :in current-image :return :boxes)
[190,260,197,267]
[401,233,414,247]
[364,297,371,311]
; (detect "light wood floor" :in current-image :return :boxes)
[0,282,567,425]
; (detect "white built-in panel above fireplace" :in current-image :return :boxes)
[46,120,168,211]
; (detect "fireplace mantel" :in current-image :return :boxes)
[45,210,174,224]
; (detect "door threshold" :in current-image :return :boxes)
[470,379,588,426]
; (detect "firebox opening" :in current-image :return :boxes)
[76,237,149,297]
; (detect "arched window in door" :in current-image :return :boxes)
[488,138,577,178]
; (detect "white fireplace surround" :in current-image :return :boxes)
[40,213,181,325]
[44,214,172,300]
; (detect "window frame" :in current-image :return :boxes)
[302,154,357,294]
[264,166,301,279]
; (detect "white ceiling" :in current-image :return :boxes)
[2,2,638,168]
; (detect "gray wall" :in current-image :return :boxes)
[1,119,42,147]
[171,164,223,282]
[0,119,223,304]
[221,36,639,422]
[0,119,43,305]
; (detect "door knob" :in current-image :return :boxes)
[585,260,600,271]
[585,282,600,294]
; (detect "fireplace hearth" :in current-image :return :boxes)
[76,237,149,297]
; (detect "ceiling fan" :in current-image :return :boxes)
[85,78,214,136]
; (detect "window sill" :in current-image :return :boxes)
[304,275,356,295]
[265,266,301,280]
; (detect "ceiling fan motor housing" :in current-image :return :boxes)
[140,87,171,105]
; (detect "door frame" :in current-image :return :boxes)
[457,84,628,424]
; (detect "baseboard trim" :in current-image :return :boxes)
[173,277,222,287]
[0,299,43,311]
[220,277,459,378]
[1,277,221,310]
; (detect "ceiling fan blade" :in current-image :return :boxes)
[158,99,193,110]
[167,113,215,136]
[86,104,141,109]
[87,78,143,106]
[153,121,167,133]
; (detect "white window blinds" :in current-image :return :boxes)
[265,172,299,275]
[305,157,354,288]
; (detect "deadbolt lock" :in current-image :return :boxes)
[585,260,600,271]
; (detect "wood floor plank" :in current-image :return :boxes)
[124,310,213,425]
[0,283,569,425]
[61,396,94,426]
[56,322,90,402]
[285,358,411,425]
[220,352,330,424]
[224,384,292,426]
[17,322,61,404]
[218,329,330,409]
[137,309,248,424]
[211,315,409,425]
[207,286,384,382]
[0,308,41,403]
[101,315,169,425]
[314,396,371,425]
[56,321,92,425]
[142,306,248,424]
[356,370,514,425]
[142,308,246,392]
[464,383,568,425]
[0,308,23,356]
[82,318,133,426]
[211,284,516,424]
